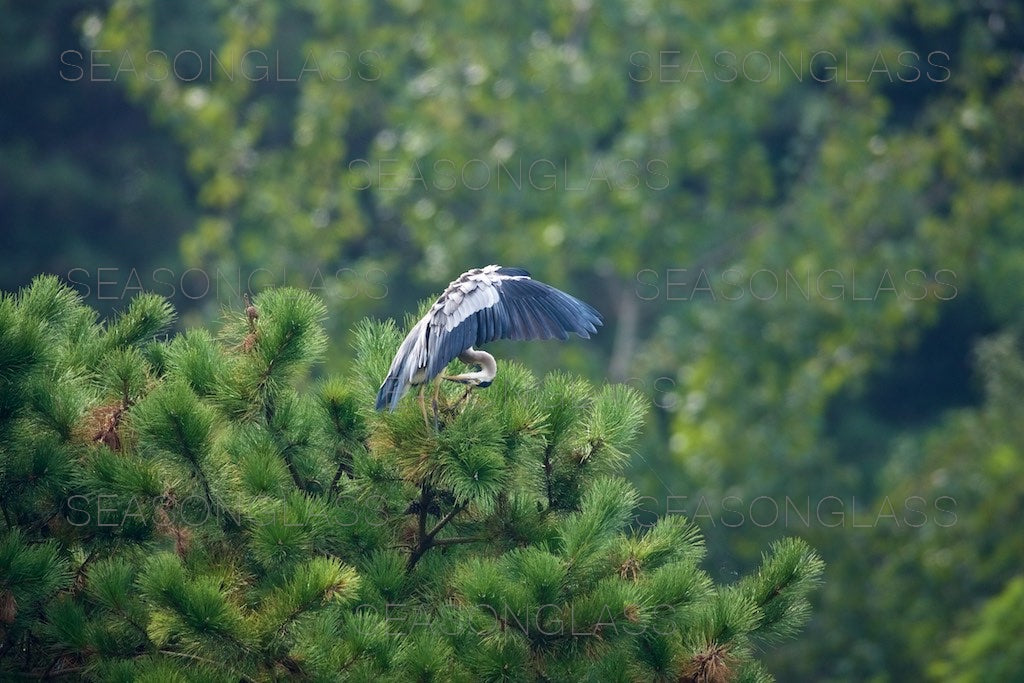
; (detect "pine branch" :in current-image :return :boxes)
[159,649,257,682]
[262,392,276,428]
[407,497,468,572]
[168,415,214,511]
[22,663,87,679]
[255,325,297,402]
[431,535,485,547]
[542,444,555,509]
[120,612,152,644]
[406,483,432,572]
[278,442,306,491]
[328,453,354,496]
[70,549,99,593]
[1,500,11,529]
[25,509,60,535]
[426,501,467,540]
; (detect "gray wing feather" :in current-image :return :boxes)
[375,316,428,410]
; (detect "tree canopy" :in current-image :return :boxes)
[0,277,823,681]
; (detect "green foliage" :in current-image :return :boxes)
[0,2,196,303]
[791,331,1024,681]
[0,282,821,680]
[101,294,176,353]
[929,575,1024,682]
[738,538,825,645]
[13,0,1024,679]
[0,529,71,632]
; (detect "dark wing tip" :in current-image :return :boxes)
[583,301,603,330]
[496,277,605,341]
[574,302,603,337]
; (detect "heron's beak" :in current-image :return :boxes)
[441,374,479,386]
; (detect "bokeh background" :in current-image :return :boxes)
[3,1,1024,679]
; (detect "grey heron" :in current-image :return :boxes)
[375,265,603,427]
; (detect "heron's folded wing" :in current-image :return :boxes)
[375,316,429,410]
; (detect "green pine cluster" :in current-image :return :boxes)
[0,276,823,681]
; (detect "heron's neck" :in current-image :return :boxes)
[458,347,497,382]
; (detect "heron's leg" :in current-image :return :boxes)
[418,386,430,429]
[451,385,474,411]
[432,376,443,431]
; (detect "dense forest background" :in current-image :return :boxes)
[3,0,1023,679]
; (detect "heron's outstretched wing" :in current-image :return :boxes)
[423,266,603,380]
[375,265,602,411]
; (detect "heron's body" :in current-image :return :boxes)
[375,265,602,415]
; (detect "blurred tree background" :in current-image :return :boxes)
[2,0,1023,679]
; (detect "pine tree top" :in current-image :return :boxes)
[0,277,822,681]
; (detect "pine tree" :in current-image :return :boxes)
[0,276,823,681]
